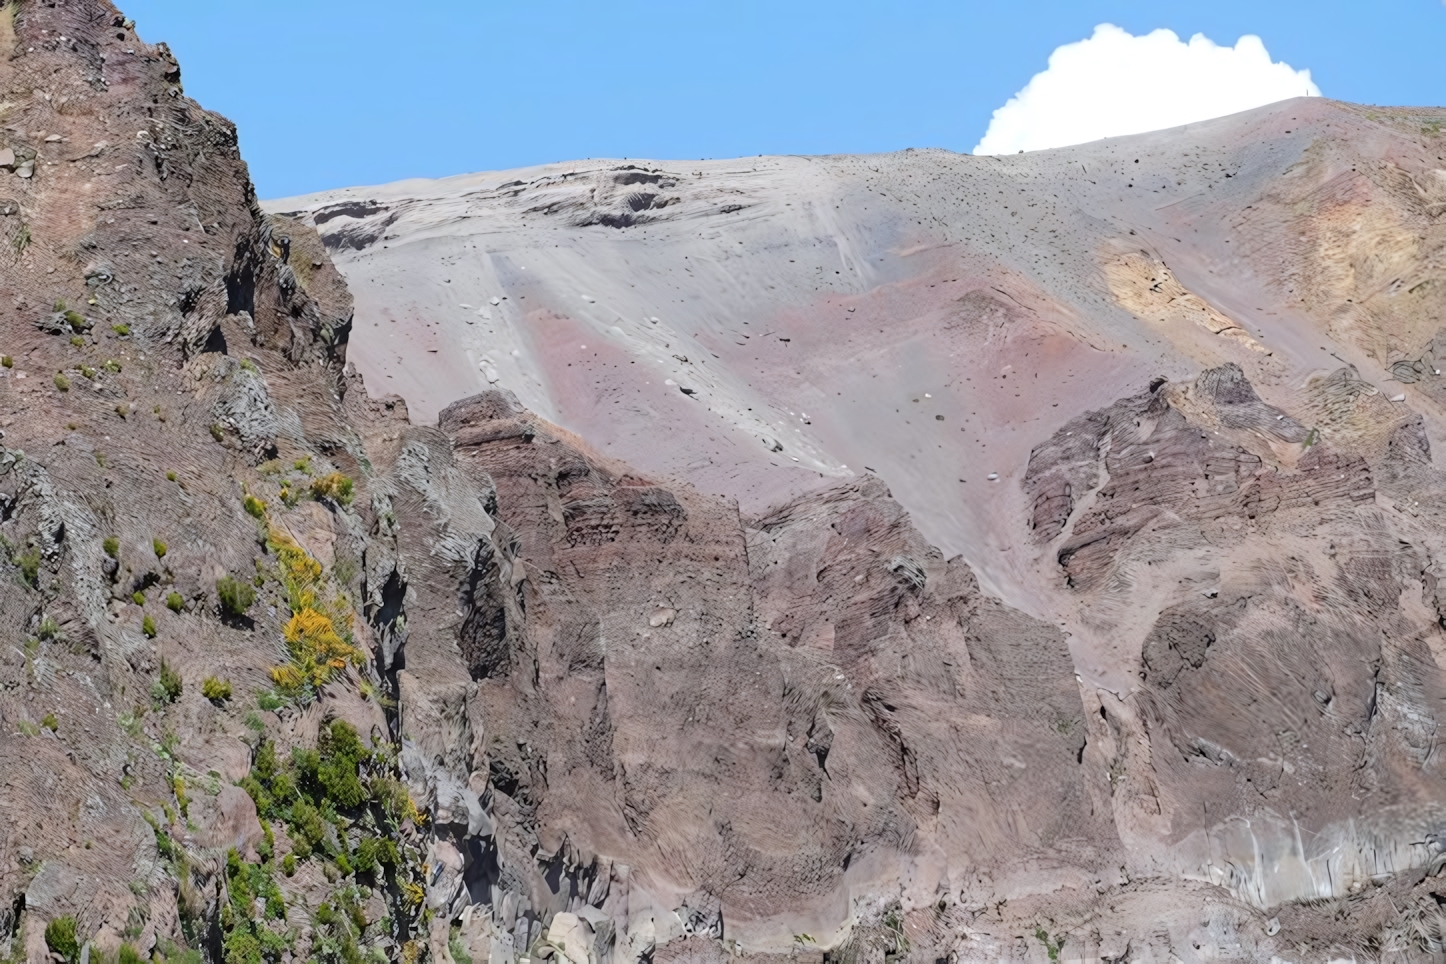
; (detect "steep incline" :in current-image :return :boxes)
[267,98,1446,960]
[4,2,1446,962]
[270,100,1446,611]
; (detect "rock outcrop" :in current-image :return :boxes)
[4,2,1446,963]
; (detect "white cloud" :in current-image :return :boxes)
[973,24,1320,155]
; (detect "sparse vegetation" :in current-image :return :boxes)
[12,546,41,588]
[132,590,146,606]
[155,660,182,703]
[243,494,266,519]
[265,529,364,693]
[110,323,131,336]
[103,358,122,372]
[202,676,232,703]
[449,926,474,964]
[239,358,259,373]
[69,336,84,348]
[0,355,11,367]
[41,713,58,732]
[241,720,405,874]
[217,574,256,617]
[310,471,355,507]
[12,222,30,255]
[1035,928,1065,963]
[143,614,156,638]
[166,591,184,612]
[209,423,224,442]
[53,373,69,392]
[153,538,167,559]
[63,310,86,332]
[166,470,178,482]
[44,915,79,964]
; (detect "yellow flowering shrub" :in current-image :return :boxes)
[266,527,364,693]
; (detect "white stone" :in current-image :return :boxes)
[545,913,593,964]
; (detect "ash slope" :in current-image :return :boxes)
[269,98,1446,622]
[267,100,1446,959]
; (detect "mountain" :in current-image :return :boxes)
[2,0,1446,961]
[269,98,1446,959]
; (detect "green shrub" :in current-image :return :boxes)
[157,660,182,703]
[142,615,156,638]
[282,852,297,876]
[217,575,255,617]
[0,355,11,368]
[118,945,144,964]
[310,472,354,506]
[41,712,58,732]
[202,676,232,702]
[166,470,177,482]
[103,536,119,559]
[132,590,145,606]
[68,336,84,348]
[44,915,79,964]
[153,538,167,559]
[110,323,130,336]
[258,690,284,711]
[80,366,95,380]
[103,358,122,373]
[209,424,224,443]
[353,837,380,874]
[166,591,184,612]
[53,373,69,392]
[14,547,41,588]
[243,494,266,519]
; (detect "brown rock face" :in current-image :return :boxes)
[391,394,1105,953]
[5,2,1446,962]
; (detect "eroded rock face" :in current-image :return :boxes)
[1024,367,1446,891]
[385,393,1108,956]
[5,2,1446,962]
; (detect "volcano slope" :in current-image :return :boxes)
[2,2,1446,962]
[265,99,1446,959]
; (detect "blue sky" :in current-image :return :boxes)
[119,0,1445,199]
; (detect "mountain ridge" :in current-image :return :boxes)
[2,1,1446,960]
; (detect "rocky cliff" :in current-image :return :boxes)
[4,2,1446,963]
